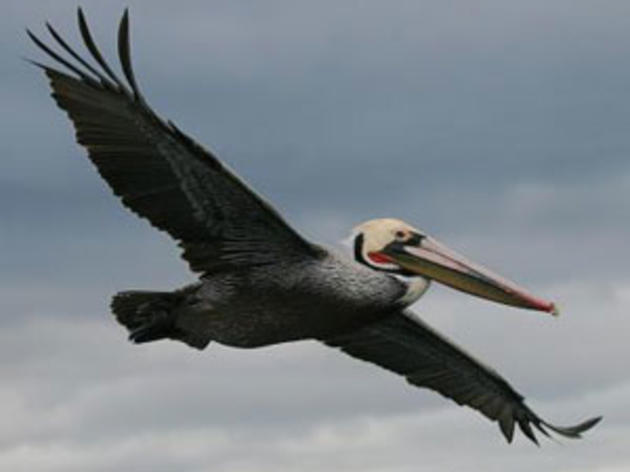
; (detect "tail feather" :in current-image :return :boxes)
[111,290,174,329]
[111,290,210,350]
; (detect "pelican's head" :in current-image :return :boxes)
[351,218,558,314]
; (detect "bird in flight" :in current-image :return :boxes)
[28,8,601,444]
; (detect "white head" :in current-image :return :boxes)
[349,218,558,314]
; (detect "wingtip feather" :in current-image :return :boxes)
[499,421,515,444]
[117,6,143,102]
[77,6,87,28]
[517,419,539,445]
[26,26,96,83]
[545,416,602,438]
[498,407,515,443]
[22,56,48,70]
[77,7,128,91]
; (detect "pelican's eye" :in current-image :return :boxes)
[394,230,408,241]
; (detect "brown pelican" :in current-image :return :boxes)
[28,9,601,444]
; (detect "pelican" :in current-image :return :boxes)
[28,9,601,444]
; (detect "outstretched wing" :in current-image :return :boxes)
[323,311,601,444]
[28,8,324,274]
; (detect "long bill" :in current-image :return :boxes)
[381,236,559,315]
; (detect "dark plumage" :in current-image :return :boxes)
[28,8,601,444]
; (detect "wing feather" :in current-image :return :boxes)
[323,311,601,444]
[117,9,143,102]
[29,9,323,273]
[77,7,127,90]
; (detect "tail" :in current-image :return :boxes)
[111,290,210,350]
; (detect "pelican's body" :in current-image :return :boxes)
[29,9,600,444]
[189,252,404,348]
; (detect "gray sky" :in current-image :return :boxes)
[2,1,630,470]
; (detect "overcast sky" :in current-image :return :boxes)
[2,1,630,471]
